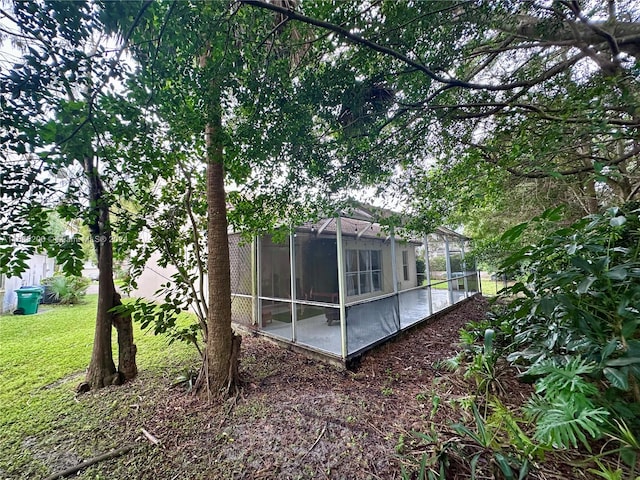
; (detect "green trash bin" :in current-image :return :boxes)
[16,287,43,315]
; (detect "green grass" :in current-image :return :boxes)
[427,277,511,296]
[0,294,199,476]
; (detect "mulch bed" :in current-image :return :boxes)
[37,295,598,479]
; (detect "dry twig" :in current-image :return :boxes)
[301,423,327,460]
[43,445,135,480]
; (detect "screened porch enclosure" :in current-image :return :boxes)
[229,213,479,361]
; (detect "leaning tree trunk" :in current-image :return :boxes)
[113,289,137,380]
[196,96,241,398]
[81,157,137,391]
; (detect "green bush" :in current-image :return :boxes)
[500,205,640,399]
[427,255,447,272]
[524,357,609,449]
[493,203,640,453]
[41,274,90,304]
[428,255,467,273]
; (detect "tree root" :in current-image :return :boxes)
[195,332,243,401]
[225,333,242,396]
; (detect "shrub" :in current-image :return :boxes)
[524,357,609,449]
[41,274,90,304]
[494,203,640,453]
[499,204,640,403]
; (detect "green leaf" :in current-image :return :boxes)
[518,460,530,480]
[494,452,514,480]
[609,216,627,227]
[626,341,640,357]
[605,266,628,281]
[576,276,596,294]
[601,339,618,361]
[533,400,608,449]
[500,222,528,242]
[412,431,435,443]
[606,357,640,367]
[621,319,639,338]
[469,453,480,480]
[620,449,637,469]
[452,423,482,445]
[603,367,629,390]
[593,161,605,174]
[540,206,565,222]
[418,453,428,480]
[570,257,594,274]
[484,329,494,356]
[537,297,556,316]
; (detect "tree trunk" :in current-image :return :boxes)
[197,99,240,398]
[84,215,119,389]
[80,157,137,391]
[113,290,137,381]
[583,176,600,214]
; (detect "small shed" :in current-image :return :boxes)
[228,205,479,363]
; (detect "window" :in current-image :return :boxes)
[402,250,409,281]
[346,249,382,296]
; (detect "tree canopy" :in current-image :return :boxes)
[245,0,640,229]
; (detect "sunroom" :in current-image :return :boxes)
[228,205,479,364]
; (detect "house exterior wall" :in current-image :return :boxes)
[1,254,55,313]
[395,242,418,291]
[131,251,182,301]
[252,233,419,304]
[342,236,389,302]
[0,275,5,314]
[341,236,419,302]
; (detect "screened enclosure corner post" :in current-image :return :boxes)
[423,235,433,316]
[251,236,258,326]
[461,243,469,298]
[390,227,398,295]
[336,216,348,360]
[444,237,454,306]
[256,236,262,327]
[289,230,297,342]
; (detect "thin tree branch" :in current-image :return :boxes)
[367,1,470,43]
[423,101,640,127]
[178,162,209,322]
[471,143,640,179]
[566,0,621,57]
[241,0,585,92]
[43,445,136,480]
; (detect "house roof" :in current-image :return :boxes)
[296,202,468,243]
[227,198,468,242]
[297,217,391,241]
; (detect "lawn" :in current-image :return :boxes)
[0,294,199,478]
[428,276,512,296]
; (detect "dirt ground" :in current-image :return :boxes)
[34,296,597,480]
